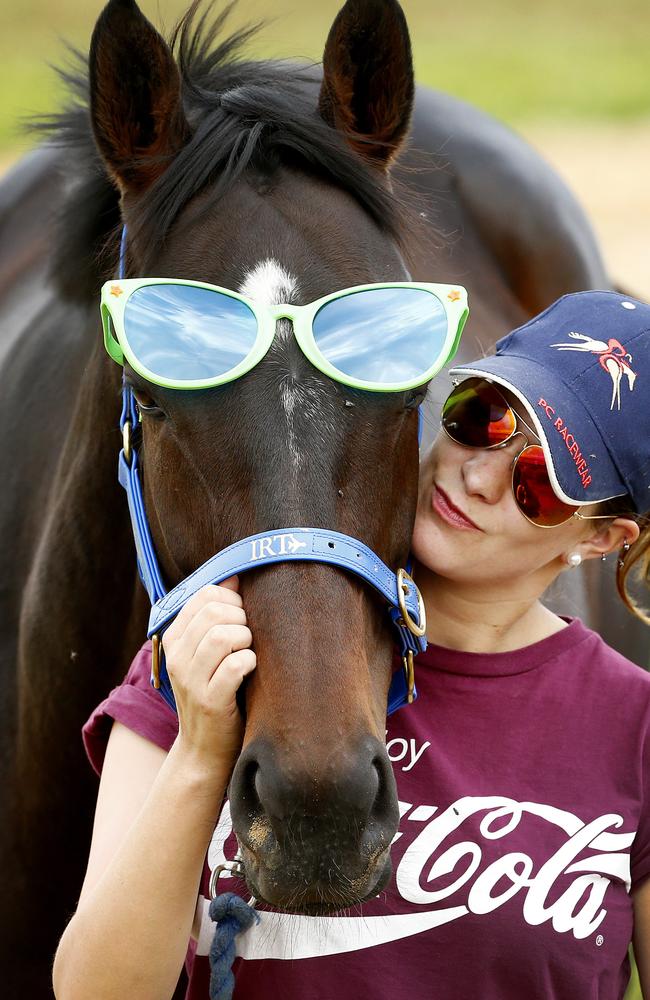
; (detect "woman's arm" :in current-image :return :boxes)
[634,878,650,998]
[54,722,227,1000]
[53,582,256,1000]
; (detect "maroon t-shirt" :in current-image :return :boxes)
[83,619,650,999]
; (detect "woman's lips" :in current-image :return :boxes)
[432,485,482,531]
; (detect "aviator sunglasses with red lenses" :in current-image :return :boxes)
[441,378,610,527]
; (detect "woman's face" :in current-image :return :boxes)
[412,391,596,588]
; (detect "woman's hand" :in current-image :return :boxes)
[162,578,256,770]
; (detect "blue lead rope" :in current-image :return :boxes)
[208,894,259,1000]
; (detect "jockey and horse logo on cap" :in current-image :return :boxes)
[551,332,637,411]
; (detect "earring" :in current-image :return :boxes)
[566,552,582,568]
[618,540,631,569]
[601,553,607,562]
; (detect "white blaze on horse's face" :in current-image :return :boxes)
[239,259,313,475]
[239,258,298,312]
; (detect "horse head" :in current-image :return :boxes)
[90,0,420,911]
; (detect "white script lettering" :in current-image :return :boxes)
[386,737,431,772]
[396,796,633,940]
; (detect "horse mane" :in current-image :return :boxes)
[34,0,410,300]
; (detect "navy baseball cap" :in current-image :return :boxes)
[450,290,650,513]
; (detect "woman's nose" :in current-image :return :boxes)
[461,440,521,504]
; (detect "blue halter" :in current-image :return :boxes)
[116,228,426,714]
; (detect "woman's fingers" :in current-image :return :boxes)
[160,581,255,762]
[168,623,253,692]
[163,583,243,647]
[169,601,248,662]
[194,623,254,669]
[207,648,257,701]
[159,578,256,761]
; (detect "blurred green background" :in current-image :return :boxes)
[0,3,646,997]
[1,0,649,157]
[2,1,649,297]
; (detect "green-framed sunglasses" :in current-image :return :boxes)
[101,278,469,392]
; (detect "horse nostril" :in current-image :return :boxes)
[230,753,261,818]
[253,767,260,797]
[245,760,261,805]
[371,752,398,826]
[253,764,266,806]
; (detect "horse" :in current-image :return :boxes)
[0,0,645,994]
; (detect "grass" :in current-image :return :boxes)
[1,0,650,154]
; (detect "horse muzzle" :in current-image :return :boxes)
[228,735,399,911]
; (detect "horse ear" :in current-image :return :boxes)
[318,0,414,170]
[89,0,190,193]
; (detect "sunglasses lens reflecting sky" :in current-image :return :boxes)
[125,284,258,381]
[313,287,449,384]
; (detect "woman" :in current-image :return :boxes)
[53,290,650,1000]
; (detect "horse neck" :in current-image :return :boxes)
[18,338,149,741]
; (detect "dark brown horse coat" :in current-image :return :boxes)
[0,1,644,995]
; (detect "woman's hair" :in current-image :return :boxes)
[595,496,650,625]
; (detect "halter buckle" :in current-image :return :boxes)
[402,650,415,704]
[122,419,132,465]
[151,633,161,689]
[209,858,245,899]
[396,568,427,638]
